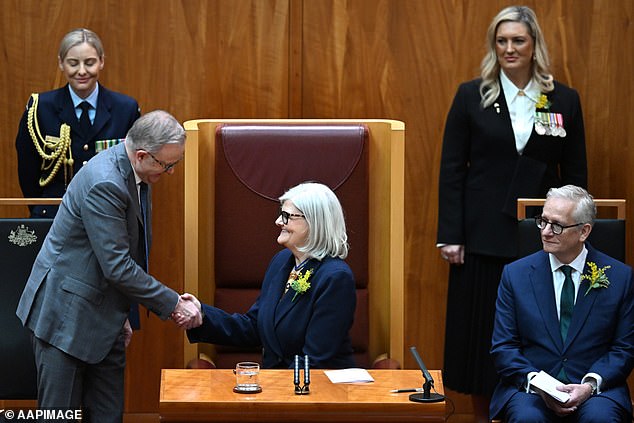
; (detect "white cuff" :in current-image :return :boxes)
[526,371,539,393]
[582,373,602,394]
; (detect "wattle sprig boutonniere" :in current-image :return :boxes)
[290,269,313,301]
[581,261,611,296]
[535,94,551,110]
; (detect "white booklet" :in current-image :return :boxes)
[529,370,571,403]
[324,368,375,384]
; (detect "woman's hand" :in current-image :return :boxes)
[440,244,464,265]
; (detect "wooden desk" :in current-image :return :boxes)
[160,369,446,422]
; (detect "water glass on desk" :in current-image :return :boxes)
[233,361,262,393]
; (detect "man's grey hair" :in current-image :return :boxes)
[546,185,596,225]
[125,110,185,153]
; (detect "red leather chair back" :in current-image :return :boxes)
[212,124,370,368]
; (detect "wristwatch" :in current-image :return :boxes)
[584,380,597,395]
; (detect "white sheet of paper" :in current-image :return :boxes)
[529,370,571,403]
[324,368,375,384]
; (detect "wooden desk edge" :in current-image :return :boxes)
[160,369,445,422]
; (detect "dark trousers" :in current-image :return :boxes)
[503,391,628,422]
[31,332,126,423]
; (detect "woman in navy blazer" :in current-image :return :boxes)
[436,6,587,421]
[186,182,356,369]
[15,28,140,217]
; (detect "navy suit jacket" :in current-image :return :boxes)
[437,78,587,257]
[490,245,634,419]
[187,249,357,369]
[15,84,140,217]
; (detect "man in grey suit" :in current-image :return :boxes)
[17,110,202,422]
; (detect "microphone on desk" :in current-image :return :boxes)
[408,346,445,403]
[294,354,310,395]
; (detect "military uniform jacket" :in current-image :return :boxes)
[15,84,140,217]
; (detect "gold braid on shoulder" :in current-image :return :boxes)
[26,93,75,187]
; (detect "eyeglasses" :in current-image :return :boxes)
[144,150,182,173]
[280,210,305,225]
[535,216,584,235]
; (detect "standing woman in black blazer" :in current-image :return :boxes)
[15,28,140,217]
[436,6,587,422]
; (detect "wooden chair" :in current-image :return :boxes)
[182,119,405,369]
[517,198,626,261]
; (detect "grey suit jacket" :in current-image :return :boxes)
[17,142,179,364]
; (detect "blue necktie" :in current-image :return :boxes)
[559,265,575,341]
[139,182,149,271]
[128,182,149,331]
[79,101,92,134]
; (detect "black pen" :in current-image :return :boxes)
[390,388,424,393]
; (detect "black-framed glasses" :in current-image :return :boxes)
[280,210,305,225]
[144,150,182,173]
[535,216,584,235]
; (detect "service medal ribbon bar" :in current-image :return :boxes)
[535,112,565,138]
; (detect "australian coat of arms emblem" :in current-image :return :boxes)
[8,224,37,247]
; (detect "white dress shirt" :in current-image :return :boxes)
[549,248,588,316]
[500,71,540,155]
[525,247,603,394]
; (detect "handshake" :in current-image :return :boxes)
[171,292,203,330]
[124,293,202,348]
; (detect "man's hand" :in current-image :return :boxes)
[123,319,133,347]
[171,293,203,329]
[538,383,593,417]
[180,292,201,311]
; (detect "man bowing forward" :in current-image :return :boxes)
[17,110,202,422]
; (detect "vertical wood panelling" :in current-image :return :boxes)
[0,0,291,414]
[289,0,304,117]
[1,0,632,419]
[301,1,633,417]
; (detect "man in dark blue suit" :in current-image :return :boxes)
[490,185,634,422]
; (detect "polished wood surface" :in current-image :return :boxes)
[517,198,626,220]
[0,198,61,206]
[160,369,445,422]
[1,1,632,420]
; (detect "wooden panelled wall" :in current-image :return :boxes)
[1,0,632,418]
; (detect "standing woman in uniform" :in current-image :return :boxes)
[436,6,587,422]
[15,28,140,217]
